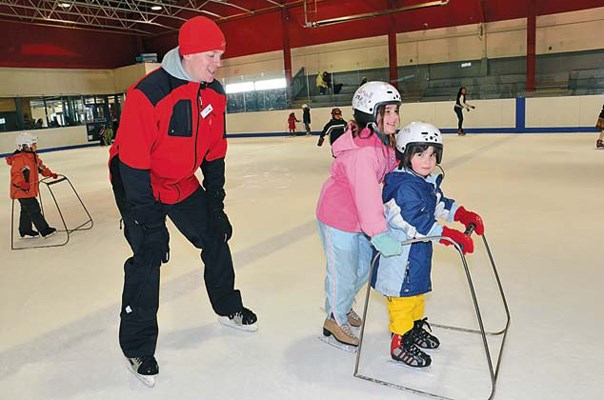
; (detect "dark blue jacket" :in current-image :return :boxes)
[371,168,457,297]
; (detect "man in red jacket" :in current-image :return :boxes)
[108,16,257,387]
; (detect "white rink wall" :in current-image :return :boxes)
[1,94,602,155]
[224,94,603,135]
[0,126,89,156]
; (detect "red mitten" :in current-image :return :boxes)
[21,182,31,192]
[50,173,58,179]
[454,206,484,235]
[440,226,474,254]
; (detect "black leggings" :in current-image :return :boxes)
[454,107,464,130]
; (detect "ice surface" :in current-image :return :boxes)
[1,133,603,400]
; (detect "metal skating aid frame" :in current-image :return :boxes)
[353,229,510,400]
[11,175,94,250]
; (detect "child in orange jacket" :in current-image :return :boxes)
[5,133,58,238]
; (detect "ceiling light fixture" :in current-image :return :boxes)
[59,2,72,8]
[151,5,163,11]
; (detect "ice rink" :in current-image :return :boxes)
[1,133,603,400]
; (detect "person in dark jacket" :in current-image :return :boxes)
[108,16,257,387]
[302,104,312,135]
[372,121,484,368]
[317,107,347,148]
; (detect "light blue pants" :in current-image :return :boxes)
[317,220,373,326]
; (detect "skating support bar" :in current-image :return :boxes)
[353,232,511,400]
[45,176,67,186]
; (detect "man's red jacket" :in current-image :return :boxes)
[110,68,227,205]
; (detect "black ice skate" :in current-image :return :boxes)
[596,139,604,149]
[126,356,159,387]
[411,318,440,350]
[218,307,258,332]
[40,227,57,238]
[391,332,431,368]
[19,229,39,238]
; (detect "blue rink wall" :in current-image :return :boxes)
[1,94,602,156]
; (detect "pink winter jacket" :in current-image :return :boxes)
[316,128,398,237]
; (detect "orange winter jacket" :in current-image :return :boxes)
[5,150,55,199]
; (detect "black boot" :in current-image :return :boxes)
[19,229,39,238]
[40,227,57,237]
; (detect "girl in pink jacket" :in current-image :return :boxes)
[316,81,404,347]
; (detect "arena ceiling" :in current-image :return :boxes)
[0,0,301,35]
[0,0,600,37]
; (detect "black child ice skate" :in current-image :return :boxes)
[596,139,604,150]
[391,332,431,368]
[126,356,159,387]
[19,229,39,238]
[40,227,57,238]
[411,318,440,350]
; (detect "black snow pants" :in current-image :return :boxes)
[18,197,50,234]
[109,156,243,358]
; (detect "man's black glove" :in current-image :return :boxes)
[207,189,232,243]
[211,210,232,243]
[132,204,170,265]
[140,222,170,264]
[202,158,232,243]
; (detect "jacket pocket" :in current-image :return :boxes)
[168,100,193,137]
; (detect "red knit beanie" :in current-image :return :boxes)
[179,16,226,56]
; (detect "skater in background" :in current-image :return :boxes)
[372,121,484,368]
[5,132,58,238]
[595,104,604,149]
[453,87,475,136]
[287,112,300,136]
[316,81,404,348]
[302,104,312,135]
[108,16,257,387]
[317,107,347,148]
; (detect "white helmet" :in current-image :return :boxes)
[302,104,308,109]
[352,81,401,128]
[16,132,38,150]
[396,121,443,163]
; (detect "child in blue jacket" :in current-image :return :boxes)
[371,121,484,368]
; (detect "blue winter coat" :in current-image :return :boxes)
[371,168,458,297]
